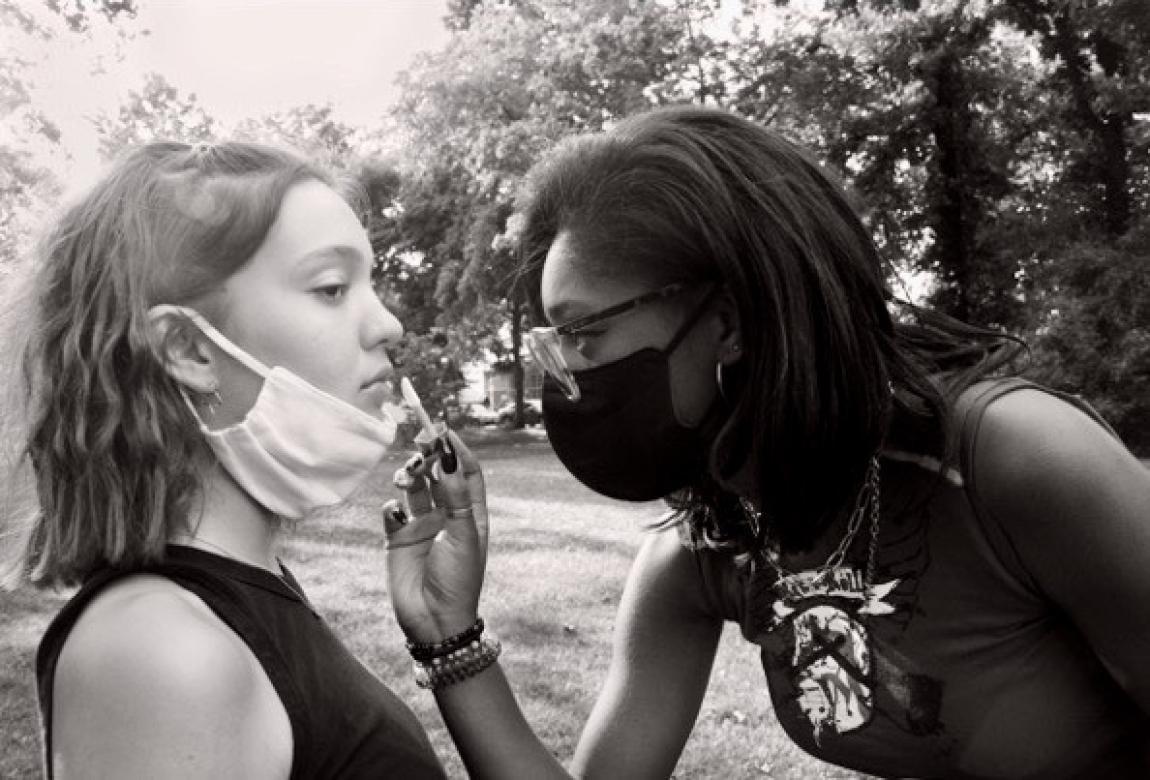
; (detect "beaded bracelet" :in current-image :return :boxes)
[406,617,485,662]
[413,635,502,691]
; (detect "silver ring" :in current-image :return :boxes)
[447,507,474,521]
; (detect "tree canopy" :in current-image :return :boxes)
[374,0,1148,447]
[2,0,1147,448]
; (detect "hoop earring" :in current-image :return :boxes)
[716,361,728,404]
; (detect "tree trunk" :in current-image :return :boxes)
[926,46,978,323]
[510,293,525,429]
[1051,11,1133,237]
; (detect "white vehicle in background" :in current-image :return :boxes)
[497,398,543,427]
[466,403,502,427]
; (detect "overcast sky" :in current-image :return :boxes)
[24,0,450,179]
[130,0,450,125]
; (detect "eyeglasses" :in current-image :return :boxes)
[526,282,689,402]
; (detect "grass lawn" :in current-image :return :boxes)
[1,430,862,778]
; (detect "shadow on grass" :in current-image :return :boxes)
[286,523,383,554]
[286,519,637,561]
[492,526,634,559]
[494,613,601,651]
[508,661,591,713]
[455,426,549,450]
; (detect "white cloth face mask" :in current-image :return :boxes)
[175,307,397,519]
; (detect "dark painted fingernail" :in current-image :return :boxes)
[383,504,409,531]
[441,439,457,474]
[405,453,425,474]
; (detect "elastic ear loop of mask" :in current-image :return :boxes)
[175,306,399,434]
[176,307,273,378]
[664,284,722,356]
[170,307,270,431]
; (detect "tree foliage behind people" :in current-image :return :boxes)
[5,0,1146,449]
[375,0,1149,448]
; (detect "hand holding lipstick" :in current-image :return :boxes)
[383,378,489,643]
[396,377,457,478]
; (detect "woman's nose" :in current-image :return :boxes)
[365,294,404,348]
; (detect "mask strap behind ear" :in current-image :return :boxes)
[174,306,272,378]
[665,284,722,356]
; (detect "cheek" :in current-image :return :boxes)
[221,288,367,404]
[668,342,720,428]
[250,325,362,401]
[290,339,361,399]
[211,359,266,429]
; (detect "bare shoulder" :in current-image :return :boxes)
[966,385,1150,534]
[53,574,291,778]
[58,574,255,702]
[973,387,1132,481]
[627,524,719,622]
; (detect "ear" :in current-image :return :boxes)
[147,304,219,395]
[713,289,743,367]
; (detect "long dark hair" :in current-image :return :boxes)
[516,105,1022,557]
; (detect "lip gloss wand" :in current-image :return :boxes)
[401,376,438,438]
[398,377,456,476]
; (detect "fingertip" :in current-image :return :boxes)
[441,439,458,474]
[381,501,409,533]
[445,430,477,465]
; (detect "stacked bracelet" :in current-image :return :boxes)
[406,618,485,662]
[413,635,502,691]
[408,617,501,691]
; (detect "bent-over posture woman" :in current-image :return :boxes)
[384,106,1150,779]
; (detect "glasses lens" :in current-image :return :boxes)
[526,328,580,402]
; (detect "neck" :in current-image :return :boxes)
[170,463,282,572]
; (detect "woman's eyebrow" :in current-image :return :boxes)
[294,245,363,272]
[546,301,591,325]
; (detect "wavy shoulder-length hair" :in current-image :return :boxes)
[7,141,330,588]
[515,105,1022,558]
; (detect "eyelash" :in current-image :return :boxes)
[566,330,604,354]
[315,284,348,301]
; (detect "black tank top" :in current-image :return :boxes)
[686,378,1148,777]
[37,545,446,779]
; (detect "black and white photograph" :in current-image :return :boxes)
[1,1,1148,777]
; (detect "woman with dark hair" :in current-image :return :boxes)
[386,106,1150,778]
[7,142,447,777]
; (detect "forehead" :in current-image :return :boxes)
[249,179,371,269]
[540,230,652,321]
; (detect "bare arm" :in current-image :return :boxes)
[52,578,291,779]
[421,527,721,780]
[572,525,723,778]
[387,433,722,779]
[975,389,1150,712]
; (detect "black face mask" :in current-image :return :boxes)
[542,292,720,502]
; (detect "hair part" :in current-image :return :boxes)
[9,141,329,588]
[516,105,1023,559]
